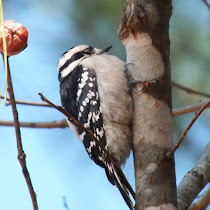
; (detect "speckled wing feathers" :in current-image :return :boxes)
[76,67,107,167]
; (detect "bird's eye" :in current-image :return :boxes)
[84,47,93,54]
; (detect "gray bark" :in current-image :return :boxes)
[118,0,177,209]
[178,143,210,210]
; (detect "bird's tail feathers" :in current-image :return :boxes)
[105,162,134,210]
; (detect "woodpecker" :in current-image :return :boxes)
[57,45,133,209]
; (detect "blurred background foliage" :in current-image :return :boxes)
[0,0,209,210]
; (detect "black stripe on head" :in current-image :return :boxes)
[58,46,94,74]
[59,51,84,73]
[61,46,75,57]
[58,45,94,81]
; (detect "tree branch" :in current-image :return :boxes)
[1,101,209,129]
[2,90,210,118]
[63,196,70,210]
[166,100,210,159]
[0,119,67,128]
[172,81,210,98]
[4,56,38,210]
[188,187,210,210]
[202,0,210,10]
[118,1,177,209]
[177,142,210,210]
[1,95,51,107]
[172,101,210,116]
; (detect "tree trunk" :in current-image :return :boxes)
[118,0,177,209]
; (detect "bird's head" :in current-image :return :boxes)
[57,45,112,80]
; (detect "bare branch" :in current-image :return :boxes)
[188,187,210,210]
[166,101,210,158]
[4,56,38,210]
[172,81,210,98]
[63,196,70,210]
[172,101,210,116]
[38,92,135,200]
[1,101,210,129]
[177,143,210,210]
[1,94,51,107]
[202,0,210,10]
[0,119,67,128]
[2,90,210,119]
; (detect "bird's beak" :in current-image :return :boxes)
[98,46,112,54]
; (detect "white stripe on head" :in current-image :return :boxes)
[57,45,89,72]
[60,57,84,78]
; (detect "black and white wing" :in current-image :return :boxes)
[60,65,106,167]
[76,66,107,167]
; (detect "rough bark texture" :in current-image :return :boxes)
[177,143,210,210]
[118,0,177,209]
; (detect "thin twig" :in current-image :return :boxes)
[4,56,38,210]
[38,92,135,200]
[172,101,210,116]
[2,90,210,117]
[63,196,70,210]
[202,0,210,10]
[1,95,51,107]
[1,101,210,129]
[0,119,67,128]
[188,187,210,210]
[172,81,210,98]
[166,100,210,159]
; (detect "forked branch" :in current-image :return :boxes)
[166,100,210,159]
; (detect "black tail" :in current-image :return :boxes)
[105,162,134,210]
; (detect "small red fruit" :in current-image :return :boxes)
[0,20,28,56]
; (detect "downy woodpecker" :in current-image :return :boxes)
[57,45,133,209]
